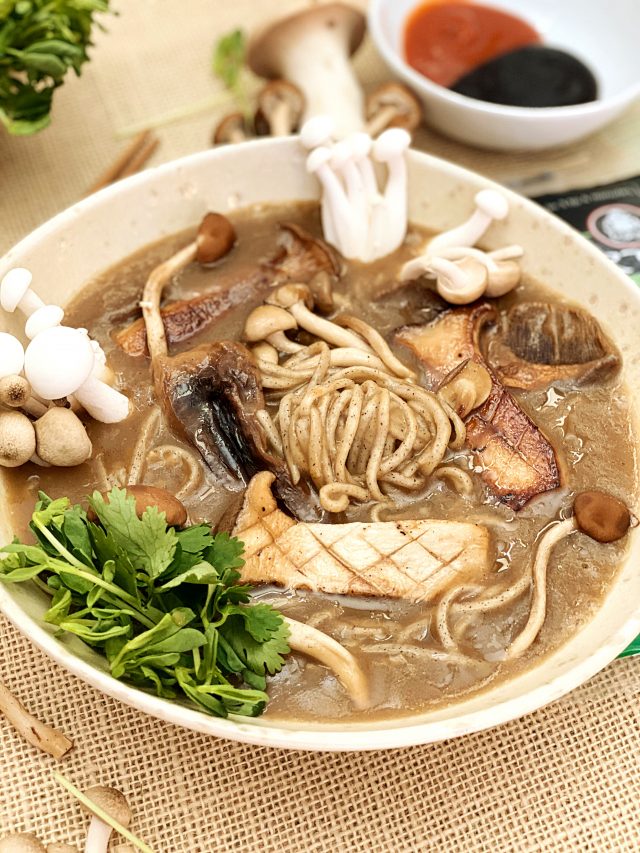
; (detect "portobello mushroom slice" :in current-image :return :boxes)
[396,303,561,511]
[115,223,340,357]
[154,340,325,522]
[486,302,620,390]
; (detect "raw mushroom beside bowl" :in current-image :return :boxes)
[0,138,639,751]
[368,0,640,150]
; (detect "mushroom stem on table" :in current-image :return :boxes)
[0,680,73,759]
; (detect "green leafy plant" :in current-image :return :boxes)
[0,487,290,717]
[0,0,110,135]
[211,27,251,115]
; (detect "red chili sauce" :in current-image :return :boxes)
[404,1,540,88]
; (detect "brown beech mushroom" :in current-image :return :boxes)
[0,679,73,759]
[141,211,236,361]
[34,408,92,467]
[365,82,422,137]
[248,3,366,136]
[0,410,36,467]
[196,212,236,265]
[438,359,492,418]
[212,112,250,145]
[255,80,305,136]
[0,835,46,852]
[244,304,302,354]
[508,490,633,659]
[82,786,132,853]
[88,484,187,527]
[45,845,79,853]
[0,375,47,417]
[574,490,631,543]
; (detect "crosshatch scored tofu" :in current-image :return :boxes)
[233,472,492,603]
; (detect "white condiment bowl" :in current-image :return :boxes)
[368,0,640,151]
[1,138,639,751]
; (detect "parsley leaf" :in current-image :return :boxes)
[88,488,177,579]
[0,0,110,135]
[0,487,288,718]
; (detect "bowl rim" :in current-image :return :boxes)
[368,0,640,119]
[1,137,640,752]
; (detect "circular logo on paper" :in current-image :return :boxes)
[586,203,640,249]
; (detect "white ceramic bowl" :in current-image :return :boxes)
[1,139,639,751]
[369,0,640,151]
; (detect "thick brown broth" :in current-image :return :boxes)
[3,202,637,723]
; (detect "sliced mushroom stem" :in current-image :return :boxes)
[0,680,73,759]
[284,616,369,708]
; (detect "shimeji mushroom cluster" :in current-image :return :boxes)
[400,188,525,304]
[300,115,411,262]
[0,268,130,469]
[214,4,421,145]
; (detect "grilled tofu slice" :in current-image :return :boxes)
[396,304,561,511]
[233,472,491,602]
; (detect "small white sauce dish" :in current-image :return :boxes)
[368,0,640,151]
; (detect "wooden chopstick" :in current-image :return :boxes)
[117,134,160,179]
[84,130,159,195]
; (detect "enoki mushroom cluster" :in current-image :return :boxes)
[247,289,465,513]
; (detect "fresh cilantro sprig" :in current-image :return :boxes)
[211,28,251,117]
[0,0,110,135]
[0,487,290,718]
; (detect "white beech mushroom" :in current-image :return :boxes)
[508,491,632,658]
[284,616,369,708]
[254,80,305,136]
[248,3,367,137]
[365,82,422,137]
[24,327,129,423]
[34,408,92,467]
[0,679,73,758]
[426,189,510,257]
[400,188,512,285]
[427,256,488,304]
[0,331,26,376]
[369,127,411,260]
[140,212,236,360]
[81,786,132,853]
[0,835,46,852]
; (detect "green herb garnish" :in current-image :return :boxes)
[211,27,251,115]
[0,0,110,135]
[0,488,290,717]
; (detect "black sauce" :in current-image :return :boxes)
[451,45,598,108]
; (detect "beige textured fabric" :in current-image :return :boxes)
[1,1,639,850]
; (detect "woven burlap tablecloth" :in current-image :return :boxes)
[1,2,639,850]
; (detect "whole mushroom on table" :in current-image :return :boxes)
[213,3,422,145]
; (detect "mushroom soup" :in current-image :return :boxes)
[2,201,637,723]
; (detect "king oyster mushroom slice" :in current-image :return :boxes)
[396,303,561,510]
[485,302,621,390]
[247,3,367,136]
